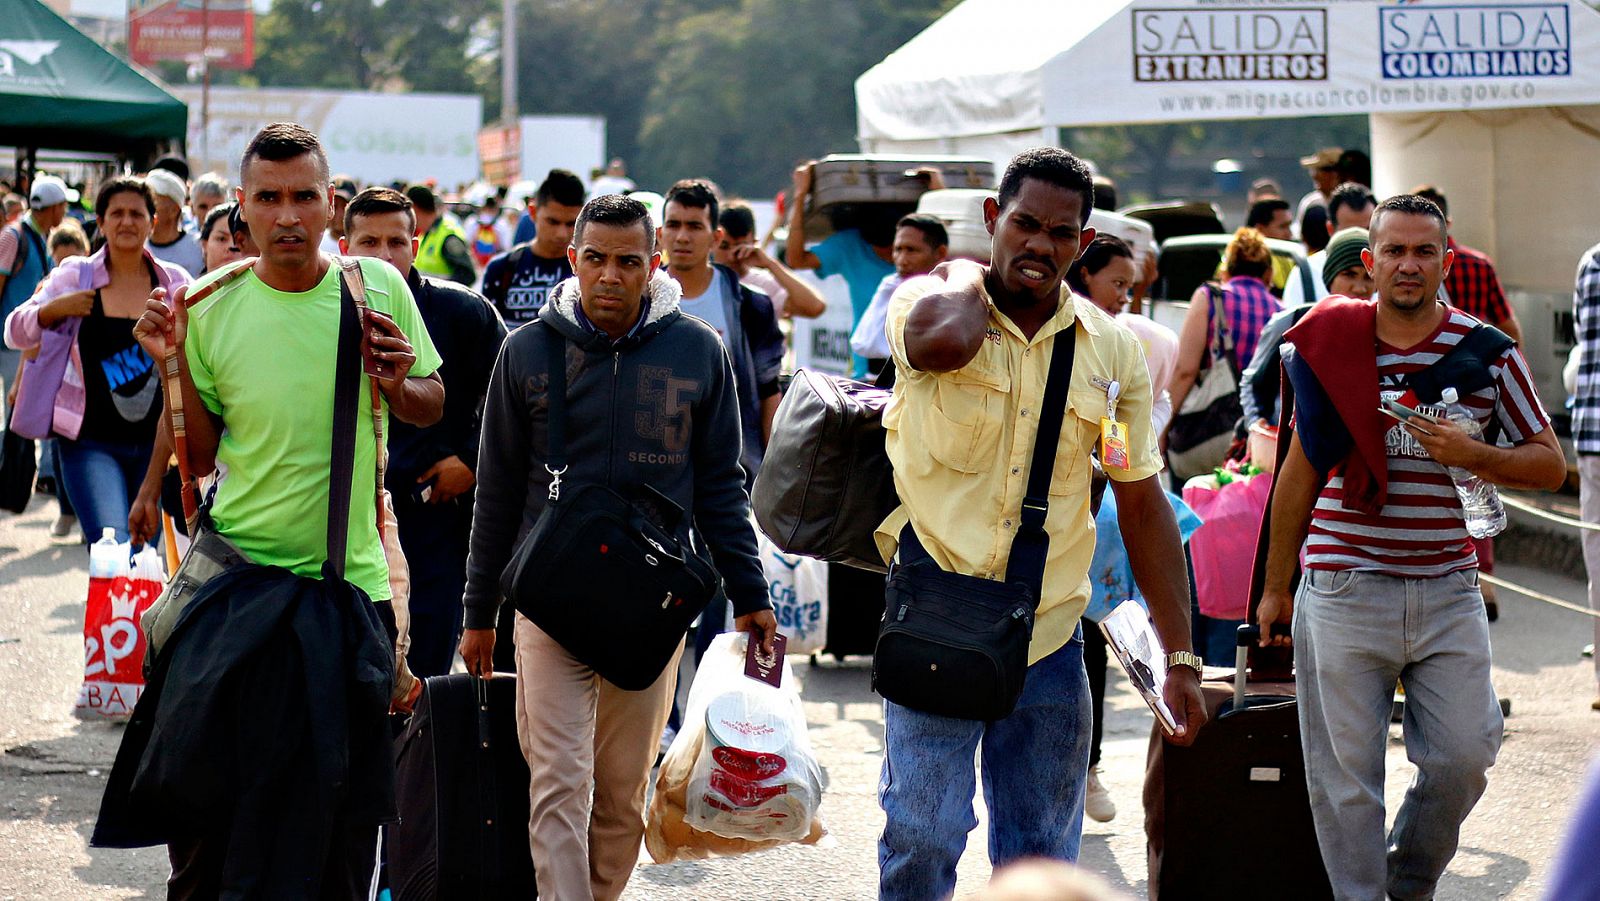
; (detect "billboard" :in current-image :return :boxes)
[175,87,483,187]
[478,115,606,186]
[128,0,255,70]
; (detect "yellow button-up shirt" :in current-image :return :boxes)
[875,277,1164,664]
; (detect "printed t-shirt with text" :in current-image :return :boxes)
[481,248,572,328]
[184,257,443,601]
[1304,307,1548,577]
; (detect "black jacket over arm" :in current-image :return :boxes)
[93,566,396,897]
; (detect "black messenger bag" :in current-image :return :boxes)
[872,322,1078,721]
[501,325,720,691]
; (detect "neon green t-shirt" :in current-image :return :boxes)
[184,257,442,601]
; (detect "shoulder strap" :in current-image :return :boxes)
[1298,257,1317,303]
[12,221,43,273]
[1208,282,1234,359]
[1003,313,1079,598]
[542,322,569,501]
[337,256,389,542]
[165,257,257,533]
[494,244,528,301]
[326,261,363,578]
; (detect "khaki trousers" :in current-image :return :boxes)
[512,612,682,901]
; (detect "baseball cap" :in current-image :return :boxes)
[145,168,188,206]
[331,175,359,201]
[30,175,80,207]
[1299,148,1342,170]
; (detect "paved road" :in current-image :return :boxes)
[1,496,1596,900]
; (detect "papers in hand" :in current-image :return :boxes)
[1098,599,1178,736]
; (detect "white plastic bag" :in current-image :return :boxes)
[757,532,829,656]
[645,632,826,862]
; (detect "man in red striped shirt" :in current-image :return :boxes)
[1256,195,1565,901]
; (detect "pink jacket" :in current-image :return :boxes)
[3,248,191,440]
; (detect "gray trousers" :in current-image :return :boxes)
[1578,455,1600,688]
[1294,567,1502,901]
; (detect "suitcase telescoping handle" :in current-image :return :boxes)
[1233,624,1290,708]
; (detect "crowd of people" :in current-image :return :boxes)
[3,123,1599,901]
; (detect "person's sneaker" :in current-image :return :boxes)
[1085,768,1116,823]
[1591,696,1600,712]
[33,476,55,497]
[1584,644,1595,659]
[49,513,76,541]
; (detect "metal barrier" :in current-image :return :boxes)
[1486,493,1600,618]
[1501,494,1600,533]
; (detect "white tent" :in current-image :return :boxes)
[857,0,1600,396]
[859,0,1600,139]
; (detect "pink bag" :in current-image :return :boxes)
[1183,472,1273,621]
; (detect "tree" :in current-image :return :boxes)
[635,0,958,197]
[247,0,493,93]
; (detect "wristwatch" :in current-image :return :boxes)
[1164,650,1203,676]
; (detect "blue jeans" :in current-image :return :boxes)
[1295,568,1502,901]
[878,630,1091,901]
[57,436,150,545]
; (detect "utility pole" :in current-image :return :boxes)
[201,0,211,165]
[501,0,517,123]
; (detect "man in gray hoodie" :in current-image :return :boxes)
[458,193,776,901]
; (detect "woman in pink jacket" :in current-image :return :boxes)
[4,176,190,543]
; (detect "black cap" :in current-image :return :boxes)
[332,175,359,201]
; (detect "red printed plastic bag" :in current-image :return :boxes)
[1183,472,1273,622]
[75,545,164,719]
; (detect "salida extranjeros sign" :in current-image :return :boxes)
[1043,1,1592,124]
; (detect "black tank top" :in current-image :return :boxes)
[77,267,161,444]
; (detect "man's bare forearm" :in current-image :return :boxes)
[1264,435,1321,594]
[767,261,826,318]
[385,373,445,427]
[1464,430,1565,490]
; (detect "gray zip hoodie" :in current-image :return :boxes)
[461,272,771,629]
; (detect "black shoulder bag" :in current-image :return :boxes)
[500,324,721,691]
[872,321,1078,721]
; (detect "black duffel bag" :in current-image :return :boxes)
[752,368,898,572]
[500,325,719,691]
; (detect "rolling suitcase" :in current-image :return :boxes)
[390,673,537,900]
[1142,627,1332,900]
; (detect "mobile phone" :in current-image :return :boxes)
[361,308,398,380]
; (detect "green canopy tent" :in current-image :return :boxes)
[1,0,187,171]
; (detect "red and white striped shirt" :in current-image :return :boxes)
[1304,307,1549,577]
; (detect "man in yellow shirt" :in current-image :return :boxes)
[874,148,1206,901]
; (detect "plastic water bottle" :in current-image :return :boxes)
[88,527,124,580]
[1439,387,1507,538]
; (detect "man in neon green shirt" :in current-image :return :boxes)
[130,122,443,896]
